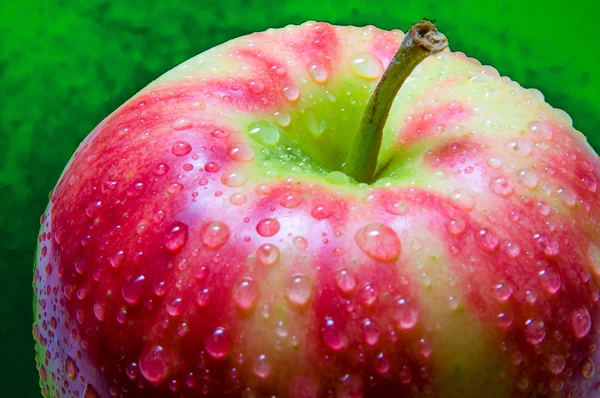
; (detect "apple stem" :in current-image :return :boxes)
[343,20,449,183]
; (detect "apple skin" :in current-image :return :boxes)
[32,21,600,397]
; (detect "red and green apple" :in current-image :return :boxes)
[33,20,600,397]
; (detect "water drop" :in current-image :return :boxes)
[172,141,192,156]
[64,355,77,380]
[256,243,280,265]
[527,121,552,139]
[248,80,265,94]
[326,171,350,185]
[256,218,280,237]
[489,176,514,197]
[506,138,532,156]
[355,223,401,262]
[393,297,419,329]
[582,357,595,379]
[476,229,499,253]
[248,121,281,146]
[200,221,230,249]
[122,275,146,305]
[252,355,271,379]
[376,353,390,374]
[323,318,348,351]
[557,187,577,208]
[221,170,248,187]
[293,236,308,250]
[280,192,303,208]
[334,268,357,294]
[163,222,189,253]
[516,169,539,189]
[385,199,409,215]
[166,297,184,317]
[495,282,514,301]
[285,274,312,306]
[446,218,466,235]
[350,53,384,80]
[539,268,561,294]
[93,302,106,321]
[524,318,546,345]
[311,205,332,220]
[139,345,169,382]
[336,374,364,398]
[273,111,291,127]
[204,161,220,173]
[572,308,591,338]
[282,85,300,101]
[84,384,99,398]
[548,353,565,375]
[228,144,255,162]
[448,189,476,211]
[307,63,328,84]
[205,327,231,359]
[358,284,378,306]
[360,319,379,346]
[172,119,193,131]
[233,278,260,311]
[229,192,247,206]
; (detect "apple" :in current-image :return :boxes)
[33,19,600,397]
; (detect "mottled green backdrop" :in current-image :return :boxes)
[1,0,598,396]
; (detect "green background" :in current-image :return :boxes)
[1,0,597,396]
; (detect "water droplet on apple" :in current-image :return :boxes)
[335,268,357,294]
[326,171,350,185]
[93,302,106,321]
[248,121,280,146]
[64,355,77,380]
[221,170,248,187]
[282,85,300,101]
[172,119,193,131]
[355,223,401,262]
[200,221,230,249]
[323,318,348,350]
[527,121,552,139]
[164,222,188,253]
[172,141,192,156]
[448,189,476,211]
[495,281,514,301]
[293,236,308,250]
[548,353,565,375]
[582,357,595,379]
[393,297,419,329]
[524,318,546,345]
[349,52,384,80]
[122,275,146,305]
[506,138,532,156]
[311,204,332,220]
[572,308,591,338]
[233,278,259,310]
[204,161,220,173]
[476,229,499,253]
[228,143,254,162]
[307,63,328,84]
[557,187,577,208]
[285,274,312,306]
[516,169,539,188]
[273,111,291,127]
[376,353,390,374]
[358,283,378,306]
[256,218,280,237]
[419,338,433,359]
[280,192,303,208]
[539,268,561,294]
[360,319,379,346]
[336,374,364,398]
[196,288,211,308]
[205,327,231,359]
[489,176,514,197]
[229,192,247,206]
[166,297,184,317]
[248,80,265,94]
[252,355,271,379]
[385,199,409,215]
[84,384,99,398]
[139,345,169,382]
[446,218,466,236]
[256,243,280,265]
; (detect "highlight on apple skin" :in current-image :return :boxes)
[33,19,600,397]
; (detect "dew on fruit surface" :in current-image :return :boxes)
[307,113,327,137]
[505,138,532,156]
[539,268,561,294]
[326,171,350,185]
[376,352,391,374]
[285,274,313,306]
[355,223,401,262]
[494,281,514,301]
[533,234,560,257]
[393,297,419,330]
[323,318,348,351]
[336,374,364,398]
[273,111,291,127]
[205,327,231,359]
[335,268,357,294]
[557,187,577,208]
[229,192,248,206]
[400,366,412,385]
[172,118,193,131]
[589,244,600,275]
[548,353,565,375]
[280,192,303,208]
[446,218,466,236]
[248,80,265,94]
[476,229,499,253]
[524,318,546,345]
[487,157,502,169]
[282,85,300,101]
[311,205,332,220]
[228,144,255,162]
[360,319,380,346]
[516,169,539,189]
[93,302,106,321]
[527,121,552,139]
[248,121,281,146]
[64,355,77,380]
[293,236,308,250]
[448,189,476,211]
[139,345,169,383]
[489,176,514,197]
[349,52,384,80]
[122,275,146,305]
[307,63,328,84]
[84,384,99,398]
[571,308,591,339]
[233,278,260,311]
[172,141,192,156]
[221,170,248,187]
[200,221,230,249]
[166,297,184,317]
[163,222,189,253]
[256,243,280,265]
[420,338,433,359]
[385,199,410,215]
[196,288,211,308]
[481,117,499,129]
[256,218,280,237]
[581,357,595,379]
[497,310,514,328]
[126,362,139,380]
[252,355,271,379]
